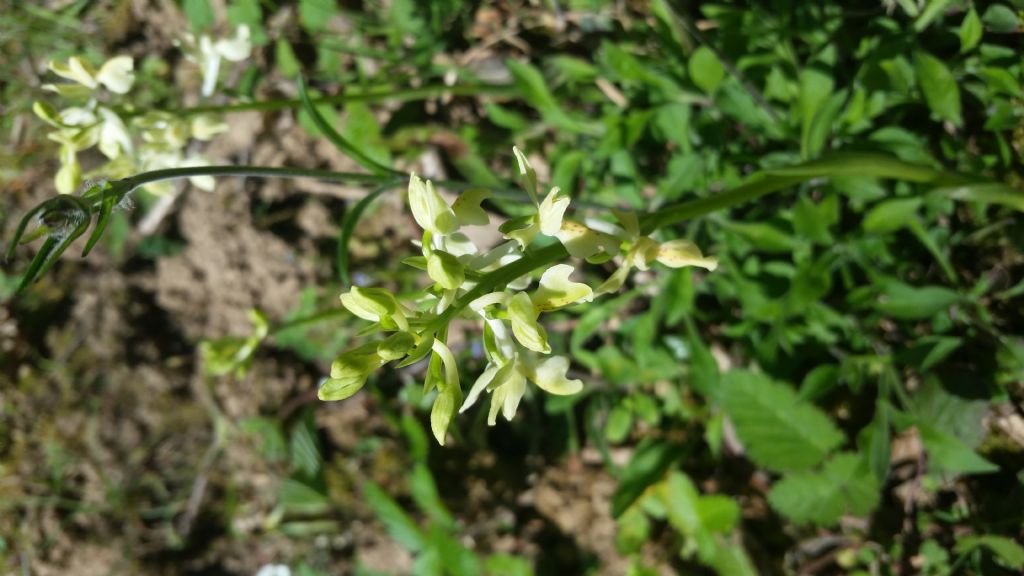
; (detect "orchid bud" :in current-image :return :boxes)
[340,286,399,322]
[409,174,457,236]
[427,250,466,290]
[377,332,416,362]
[321,343,384,401]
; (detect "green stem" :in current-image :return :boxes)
[154,83,518,118]
[116,165,395,194]
[270,307,350,335]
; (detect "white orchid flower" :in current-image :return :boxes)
[45,56,135,95]
[178,26,252,97]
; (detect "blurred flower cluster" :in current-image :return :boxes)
[323,148,719,445]
[32,26,252,195]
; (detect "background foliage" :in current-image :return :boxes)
[2,0,1023,574]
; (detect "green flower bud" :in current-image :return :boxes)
[429,339,462,445]
[512,146,539,203]
[377,332,416,361]
[508,292,550,353]
[321,343,383,401]
[427,249,466,290]
[340,286,399,322]
[408,174,457,236]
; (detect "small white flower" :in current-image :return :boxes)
[255,564,291,576]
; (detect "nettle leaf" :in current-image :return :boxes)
[917,422,998,475]
[612,439,683,517]
[875,281,960,320]
[862,198,922,233]
[364,482,425,552]
[913,51,962,126]
[767,453,880,526]
[719,371,844,472]
[955,536,1024,570]
[688,46,725,94]
[959,8,982,52]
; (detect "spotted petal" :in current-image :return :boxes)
[656,239,719,271]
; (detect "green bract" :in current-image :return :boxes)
[324,148,719,444]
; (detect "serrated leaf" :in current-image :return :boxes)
[183,0,214,31]
[289,413,322,478]
[612,439,682,517]
[955,536,1024,569]
[364,482,424,552]
[767,453,880,526]
[278,478,331,515]
[337,184,393,284]
[863,198,922,233]
[297,77,396,176]
[408,464,454,529]
[875,281,960,320]
[982,4,1020,33]
[688,46,725,94]
[299,0,337,32]
[917,421,998,475]
[960,8,983,52]
[506,59,600,135]
[719,371,844,472]
[913,51,962,126]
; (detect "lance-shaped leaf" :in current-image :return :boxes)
[15,195,92,292]
[82,184,118,257]
[297,76,396,175]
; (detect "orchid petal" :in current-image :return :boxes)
[532,264,593,311]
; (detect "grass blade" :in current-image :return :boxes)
[337,183,396,284]
[297,76,400,176]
